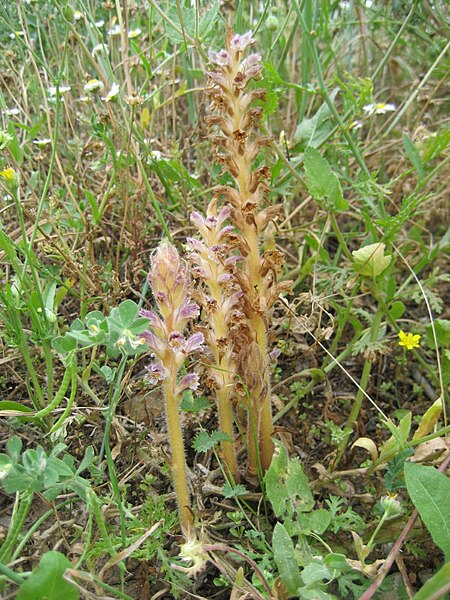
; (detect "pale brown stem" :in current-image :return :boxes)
[163,365,194,537]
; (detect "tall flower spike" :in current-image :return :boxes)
[188,198,241,482]
[141,240,201,538]
[205,29,291,476]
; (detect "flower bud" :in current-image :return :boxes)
[266,15,279,32]
[0,167,19,191]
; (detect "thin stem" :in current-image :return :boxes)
[163,366,194,537]
[333,303,384,467]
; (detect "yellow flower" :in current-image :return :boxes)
[0,167,19,191]
[398,330,421,351]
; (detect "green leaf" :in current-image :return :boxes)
[180,395,211,413]
[404,461,450,561]
[390,301,405,321]
[222,482,249,499]
[0,401,33,413]
[117,299,139,326]
[7,436,22,461]
[294,101,333,148]
[412,559,450,600]
[403,133,424,182]
[304,147,348,212]
[192,430,230,452]
[425,319,450,349]
[352,243,392,278]
[301,559,332,586]
[272,522,303,595]
[413,398,443,440]
[266,442,314,517]
[16,550,79,600]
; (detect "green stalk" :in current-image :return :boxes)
[333,305,384,467]
[0,491,34,563]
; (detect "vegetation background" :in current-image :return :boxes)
[0,0,449,599]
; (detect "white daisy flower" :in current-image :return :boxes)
[108,24,122,37]
[33,138,52,147]
[128,28,142,39]
[102,82,120,102]
[363,102,396,115]
[48,85,71,96]
[84,79,104,93]
[92,43,108,57]
[3,108,20,116]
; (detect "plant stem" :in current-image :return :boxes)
[334,304,384,467]
[163,364,194,537]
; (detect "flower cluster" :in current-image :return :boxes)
[140,240,203,536]
[202,29,291,474]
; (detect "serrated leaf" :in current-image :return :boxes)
[180,395,211,413]
[272,522,303,595]
[304,147,348,212]
[192,430,230,452]
[403,133,424,181]
[222,482,249,499]
[16,551,79,600]
[404,461,450,561]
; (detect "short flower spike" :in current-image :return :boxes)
[398,330,421,351]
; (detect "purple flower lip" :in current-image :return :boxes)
[168,331,186,350]
[230,30,254,52]
[184,332,205,354]
[140,309,163,330]
[145,362,168,385]
[177,301,200,321]
[209,49,230,66]
[141,330,165,355]
[177,372,200,394]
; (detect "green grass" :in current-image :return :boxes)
[0,1,449,598]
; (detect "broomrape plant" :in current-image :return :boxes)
[205,28,291,475]
[141,30,289,549]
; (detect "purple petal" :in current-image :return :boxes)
[184,332,205,354]
[141,330,165,355]
[177,301,199,321]
[168,331,185,351]
[145,362,168,385]
[177,373,200,394]
[139,309,163,329]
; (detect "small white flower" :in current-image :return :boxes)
[74,10,83,21]
[128,28,142,39]
[363,102,396,115]
[84,79,104,93]
[94,19,105,28]
[92,43,108,57]
[150,150,162,160]
[3,108,20,116]
[79,96,90,103]
[108,24,122,37]
[102,82,120,102]
[9,31,25,39]
[33,138,52,147]
[48,85,71,97]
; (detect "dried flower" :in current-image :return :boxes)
[398,331,421,351]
